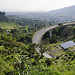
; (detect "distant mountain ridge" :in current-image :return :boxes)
[6,5,75,23]
[50,5,75,13]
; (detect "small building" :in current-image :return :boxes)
[60,41,75,49]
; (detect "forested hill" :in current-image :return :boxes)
[0,11,9,22]
[0,11,50,74]
[9,17,49,27]
[6,5,75,23]
[1,11,75,75]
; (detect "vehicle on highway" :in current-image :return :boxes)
[58,23,63,26]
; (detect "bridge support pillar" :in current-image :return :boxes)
[49,30,52,39]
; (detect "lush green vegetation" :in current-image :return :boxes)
[1,11,75,75]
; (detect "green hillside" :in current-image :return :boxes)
[0,11,75,75]
[0,22,22,31]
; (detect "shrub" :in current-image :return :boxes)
[45,58,52,66]
[56,56,60,59]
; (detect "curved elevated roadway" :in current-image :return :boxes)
[32,22,75,58]
[32,22,75,44]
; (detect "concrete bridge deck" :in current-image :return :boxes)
[32,22,75,44]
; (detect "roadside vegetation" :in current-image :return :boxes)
[1,11,75,75]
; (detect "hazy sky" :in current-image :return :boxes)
[0,0,75,12]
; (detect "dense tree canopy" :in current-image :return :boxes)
[0,11,8,22]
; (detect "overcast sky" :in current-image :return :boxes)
[0,0,75,12]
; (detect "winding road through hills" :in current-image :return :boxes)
[32,22,75,58]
